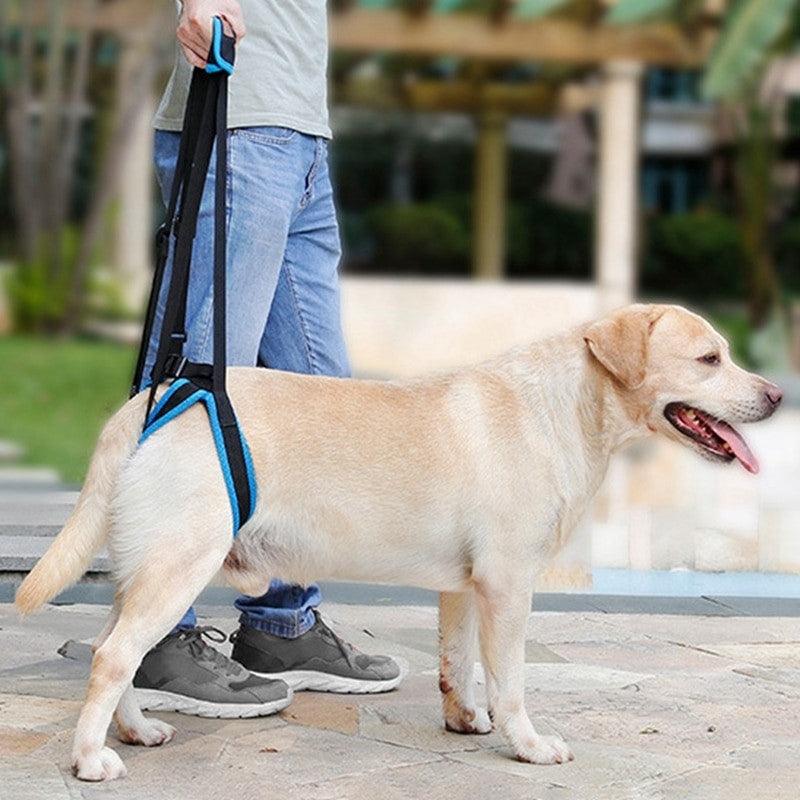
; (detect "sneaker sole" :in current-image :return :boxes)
[134,687,293,719]
[250,660,407,694]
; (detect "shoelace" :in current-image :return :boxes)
[176,626,241,676]
[313,612,362,667]
[228,613,368,669]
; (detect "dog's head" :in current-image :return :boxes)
[584,304,782,473]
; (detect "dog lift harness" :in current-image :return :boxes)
[130,18,256,535]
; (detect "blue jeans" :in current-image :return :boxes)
[147,127,350,638]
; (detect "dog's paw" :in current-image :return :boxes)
[72,746,128,782]
[514,735,574,765]
[445,705,494,735]
[117,718,176,747]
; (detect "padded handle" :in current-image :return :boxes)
[205,16,235,75]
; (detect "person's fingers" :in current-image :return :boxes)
[178,9,213,53]
[219,17,234,37]
[179,42,207,70]
[222,7,246,42]
[178,24,210,57]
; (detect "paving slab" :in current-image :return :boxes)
[0,754,74,800]
[1,602,800,799]
[0,536,109,572]
[0,467,62,487]
[449,741,703,800]
[642,765,800,800]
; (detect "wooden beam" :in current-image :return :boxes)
[404,80,558,115]
[21,2,714,66]
[330,9,713,67]
[21,0,169,39]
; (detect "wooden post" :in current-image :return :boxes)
[114,39,155,312]
[596,60,643,311]
[473,110,507,280]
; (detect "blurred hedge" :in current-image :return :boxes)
[775,218,800,294]
[641,211,748,300]
[344,197,800,309]
[366,203,470,275]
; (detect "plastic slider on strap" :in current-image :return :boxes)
[164,354,188,378]
[205,17,235,75]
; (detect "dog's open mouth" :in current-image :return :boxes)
[664,402,759,474]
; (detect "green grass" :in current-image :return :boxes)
[0,336,135,484]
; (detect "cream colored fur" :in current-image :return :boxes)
[16,304,781,780]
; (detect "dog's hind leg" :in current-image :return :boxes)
[71,526,230,781]
[439,590,491,734]
[475,578,574,765]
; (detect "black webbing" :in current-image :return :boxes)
[129,26,252,530]
[130,74,206,399]
[131,66,225,422]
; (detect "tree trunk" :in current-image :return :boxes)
[3,1,39,266]
[61,36,160,333]
[737,101,779,328]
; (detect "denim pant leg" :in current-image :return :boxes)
[235,138,351,639]
[147,128,322,632]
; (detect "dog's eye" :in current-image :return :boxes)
[698,353,720,365]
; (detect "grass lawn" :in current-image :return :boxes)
[0,335,135,484]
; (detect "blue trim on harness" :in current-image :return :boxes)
[140,379,256,535]
[205,18,234,75]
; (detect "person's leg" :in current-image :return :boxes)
[173,607,196,630]
[145,127,310,630]
[229,139,402,693]
[233,137,349,640]
[134,127,314,716]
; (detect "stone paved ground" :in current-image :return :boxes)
[2,602,800,800]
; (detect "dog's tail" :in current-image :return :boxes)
[15,395,146,615]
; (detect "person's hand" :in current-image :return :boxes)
[177,0,245,69]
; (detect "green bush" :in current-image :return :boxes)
[365,203,469,275]
[642,211,748,300]
[431,194,593,280]
[775,218,800,295]
[5,226,81,332]
[506,199,592,280]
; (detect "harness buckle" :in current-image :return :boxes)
[164,354,188,378]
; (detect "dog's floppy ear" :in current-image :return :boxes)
[584,305,664,390]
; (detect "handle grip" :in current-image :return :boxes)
[205,16,235,75]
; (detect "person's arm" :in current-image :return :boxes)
[176,0,245,69]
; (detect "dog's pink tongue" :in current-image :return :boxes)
[707,419,760,474]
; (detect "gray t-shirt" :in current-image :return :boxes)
[153,0,331,138]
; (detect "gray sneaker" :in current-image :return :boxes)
[133,626,292,718]
[229,611,404,694]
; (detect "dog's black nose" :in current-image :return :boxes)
[765,384,783,407]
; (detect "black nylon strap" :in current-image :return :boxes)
[130,26,252,530]
[154,90,216,376]
[131,75,207,399]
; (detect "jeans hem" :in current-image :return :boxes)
[238,610,316,639]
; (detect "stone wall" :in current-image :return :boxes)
[340,277,800,583]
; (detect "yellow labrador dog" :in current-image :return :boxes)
[16,304,782,781]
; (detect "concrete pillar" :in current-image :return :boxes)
[114,42,156,312]
[595,61,643,311]
[473,110,507,280]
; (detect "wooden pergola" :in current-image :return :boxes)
[326,1,716,307]
[24,0,721,310]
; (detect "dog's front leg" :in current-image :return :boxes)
[439,590,492,734]
[475,580,573,764]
